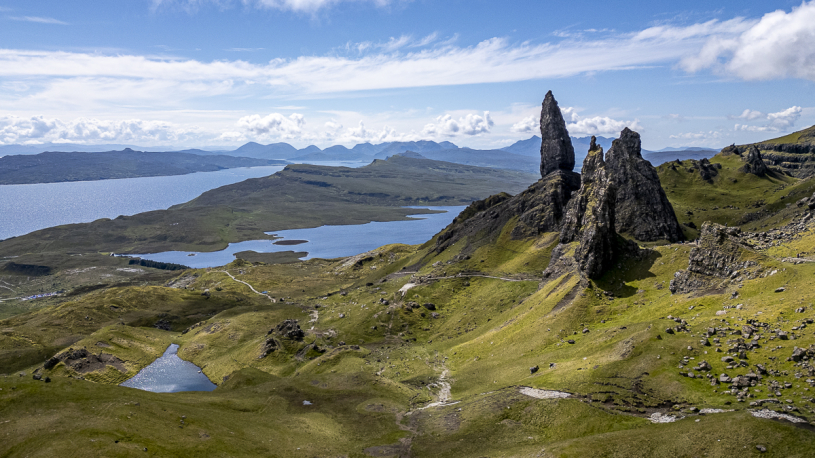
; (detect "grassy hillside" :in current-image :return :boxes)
[4,204,815,455]
[3,135,815,455]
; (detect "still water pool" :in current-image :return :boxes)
[120,344,216,393]
[134,205,466,268]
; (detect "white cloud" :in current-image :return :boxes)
[511,107,638,136]
[332,121,419,143]
[510,115,536,133]
[0,19,764,106]
[767,106,802,130]
[423,112,493,137]
[559,106,580,122]
[0,114,203,145]
[669,130,722,140]
[681,1,815,81]
[733,105,802,132]
[237,113,305,139]
[8,16,68,25]
[733,109,764,120]
[567,116,641,136]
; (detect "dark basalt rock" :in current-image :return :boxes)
[554,143,619,279]
[687,158,720,182]
[720,144,740,156]
[258,338,279,358]
[669,223,761,294]
[434,91,582,254]
[269,319,305,341]
[49,347,127,374]
[740,145,769,176]
[605,128,684,242]
[539,91,575,177]
[433,169,580,253]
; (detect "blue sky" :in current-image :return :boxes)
[0,0,813,150]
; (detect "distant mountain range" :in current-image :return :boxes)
[0,137,723,184]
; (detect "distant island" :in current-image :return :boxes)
[0,149,287,185]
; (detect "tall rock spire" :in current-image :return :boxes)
[540,91,575,177]
[556,138,618,279]
[605,128,685,243]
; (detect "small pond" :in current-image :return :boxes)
[120,344,216,393]
[133,205,466,268]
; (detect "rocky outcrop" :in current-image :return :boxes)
[605,128,684,242]
[740,145,769,176]
[689,158,721,182]
[434,92,580,254]
[44,347,126,374]
[259,319,305,358]
[556,142,618,278]
[669,223,762,294]
[270,319,305,341]
[539,91,575,177]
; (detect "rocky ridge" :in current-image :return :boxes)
[436,92,680,280]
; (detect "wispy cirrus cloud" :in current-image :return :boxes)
[8,16,68,25]
[0,17,761,109]
[152,0,395,14]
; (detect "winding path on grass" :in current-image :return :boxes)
[215,270,276,303]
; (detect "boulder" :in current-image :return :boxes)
[539,91,575,177]
[258,338,278,358]
[605,128,684,242]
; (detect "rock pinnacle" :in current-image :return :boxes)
[540,91,575,177]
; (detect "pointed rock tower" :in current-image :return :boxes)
[557,137,619,278]
[605,128,685,243]
[432,91,580,253]
[539,90,576,177]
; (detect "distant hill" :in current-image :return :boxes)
[372,141,458,159]
[501,135,615,159]
[644,150,716,166]
[396,148,538,174]
[749,124,815,177]
[658,146,718,152]
[232,142,300,159]
[0,143,196,156]
[0,149,286,185]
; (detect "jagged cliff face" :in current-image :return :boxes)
[434,92,581,253]
[557,143,618,278]
[539,90,576,177]
[436,93,677,280]
[605,128,685,243]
